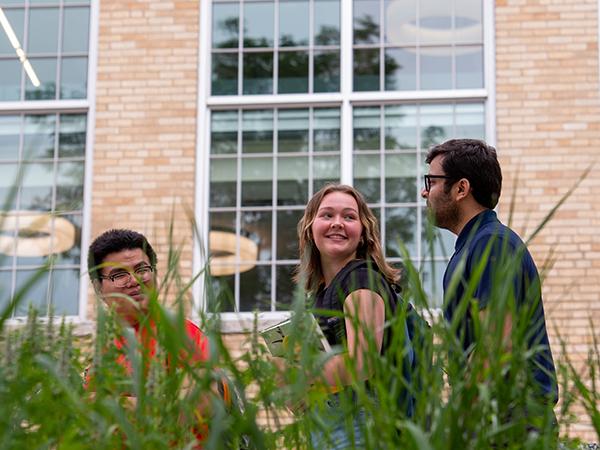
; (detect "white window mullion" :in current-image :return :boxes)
[340,0,353,185]
[192,0,213,316]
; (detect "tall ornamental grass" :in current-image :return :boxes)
[1,188,598,449]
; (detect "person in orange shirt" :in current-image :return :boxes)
[85,228,224,445]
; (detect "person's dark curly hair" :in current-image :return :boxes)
[426,138,502,209]
[88,228,157,281]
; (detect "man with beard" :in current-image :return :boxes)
[421,139,557,432]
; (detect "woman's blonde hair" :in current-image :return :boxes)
[295,183,400,294]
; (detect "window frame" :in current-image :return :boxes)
[195,0,496,331]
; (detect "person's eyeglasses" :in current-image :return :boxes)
[99,265,154,288]
[423,174,453,192]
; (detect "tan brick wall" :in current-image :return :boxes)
[91,0,199,316]
[496,0,600,441]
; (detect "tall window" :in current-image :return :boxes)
[0,0,91,318]
[202,0,488,313]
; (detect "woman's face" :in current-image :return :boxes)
[311,191,363,265]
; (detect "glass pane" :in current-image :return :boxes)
[15,268,49,316]
[239,265,271,311]
[0,115,20,160]
[243,1,274,48]
[385,104,417,150]
[208,273,235,312]
[56,161,84,212]
[58,114,87,158]
[276,209,302,260]
[384,48,416,91]
[385,153,416,203]
[209,211,236,236]
[241,157,273,206]
[384,0,416,45]
[420,104,452,148]
[209,212,238,279]
[279,0,309,47]
[313,108,340,152]
[314,0,340,45]
[209,158,237,207]
[313,155,340,192]
[353,154,380,203]
[353,107,380,150]
[211,111,238,154]
[314,50,340,92]
[418,0,451,45]
[278,109,308,153]
[420,47,452,90]
[23,114,55,160]
[277,156,308,206]
[28,8,59,53]
[19,162,53,211]
[0,60,21,101]
[455,0,483,43]
[60,57,88,99]
[55,213,81,264]
[241,210,272,261]
[212,2,239,48]
[50,269,79,315]
[243,51,273,94]
[455,103,485,139]
[0,163,19,209]
[421,209,455,259]
[278,50,308,93]
[353,48,379,91]
[242,109,273,153]
[456,46,483,89]
[420,260,447,307]
[25,58,57,100]
[354,0,380,44]
[276,264,297,310]
[0,8,24,55]
[212,52,238,95]
[0,271,12,311]
[62,7,89,53]
[385,207,417,256]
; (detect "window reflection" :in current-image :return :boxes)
[243,1,274,48]
[212,2,239,48]
[278,109,308,153]
[240,265,271,311]
[385,207,417,256]
[279,0,309,47]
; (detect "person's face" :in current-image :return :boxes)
[311,191,363,265]
[97,248,155,326]
[421,155,460,231]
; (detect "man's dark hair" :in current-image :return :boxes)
[88,229,157,281]
[425,138,502,209]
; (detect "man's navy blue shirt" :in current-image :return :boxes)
[443,209,557,403]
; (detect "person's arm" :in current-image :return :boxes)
[320,289,385,387]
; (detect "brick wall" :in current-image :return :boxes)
[92,0,199,315]
[495,0,600,441]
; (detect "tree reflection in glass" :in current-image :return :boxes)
[240,265,271,311]
[385,207,416,257]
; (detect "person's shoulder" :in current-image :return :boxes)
[184,318,204,336]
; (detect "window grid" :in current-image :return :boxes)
[203,0,488,313]
[0,1,90,102]
[0,111,86,318]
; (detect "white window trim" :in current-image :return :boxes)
[194,1,495,332]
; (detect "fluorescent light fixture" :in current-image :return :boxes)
[0,6,40,87]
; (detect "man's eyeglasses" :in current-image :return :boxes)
[99,265,154,288]
[423,174,453,192]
